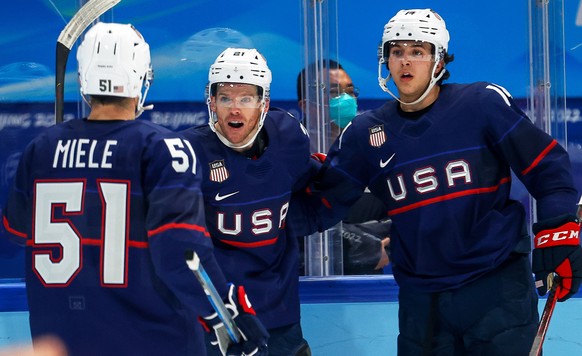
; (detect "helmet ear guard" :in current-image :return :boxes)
[77,22,153,117]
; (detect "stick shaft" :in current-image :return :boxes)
[186,252,241,343]
[529,279,559,356]
[55,42,69,123]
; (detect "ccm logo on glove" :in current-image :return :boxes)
[534,221,580,248]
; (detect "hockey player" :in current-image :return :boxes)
[181,48,313,356]
[1,23,267,356]
[298,8,582,355]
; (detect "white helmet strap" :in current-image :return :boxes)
[378,59,446,106]
[207,98,268,150]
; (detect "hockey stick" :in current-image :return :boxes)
[530,197,582,355]
[529,274,560,356]
[185,251,242,343]
[55,0,122,123]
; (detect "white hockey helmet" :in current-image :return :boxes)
[77,22,153,117]
[378,9,450,105]
[206,48,272,149]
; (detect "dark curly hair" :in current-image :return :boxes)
[438,51,455,84]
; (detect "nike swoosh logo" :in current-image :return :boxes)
[380,153,396,168]
[215,191,240,201]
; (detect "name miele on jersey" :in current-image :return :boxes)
[52,138,117,169]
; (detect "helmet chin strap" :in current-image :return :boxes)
[379,61,446,106]
[213,124,257,150]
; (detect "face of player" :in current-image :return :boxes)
[210,83,269,148]
[387,41,443,105]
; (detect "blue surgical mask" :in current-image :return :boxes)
[329,93,357,128]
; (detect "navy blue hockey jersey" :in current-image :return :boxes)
[181,108,315,329]
[323,82,578,292]
[2,118,228,356]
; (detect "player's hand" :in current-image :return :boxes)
[532,214,582,301]
[375,238,390,270]
[199,284,269,356]
[0,336,68,356]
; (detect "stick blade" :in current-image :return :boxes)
[54,0,122,123]
[57,0,122,49]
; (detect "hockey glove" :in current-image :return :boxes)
[532,214,582,302]
[199,284,269,356]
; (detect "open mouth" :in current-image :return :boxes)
[228,121,243,128]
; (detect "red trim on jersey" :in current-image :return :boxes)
[49,237,148,249]
[521,139,557,176]
[2,216,27,239]
[128,240,149,248]
[82,238,102,246]
[218,236,278,248]
[388,176,512,216]
[321,198,331,209]
[147,223,210,238]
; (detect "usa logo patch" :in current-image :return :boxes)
[369,125,386,147]
[209,160,229,183]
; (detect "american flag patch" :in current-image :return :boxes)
[113,85,124,93]
[209,160,229,183]
[369,125,386,147]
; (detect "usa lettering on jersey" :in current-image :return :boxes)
[387,160,472,202]
[216,201,289,239]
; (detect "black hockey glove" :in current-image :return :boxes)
[532,214,582,302]
[199,284,269,356]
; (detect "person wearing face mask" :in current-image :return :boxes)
[297,59,358,149]
[296,61,391,275]
[327,68,358,131]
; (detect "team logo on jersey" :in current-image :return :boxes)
[369,125,386,147]
[209,160,229,183]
